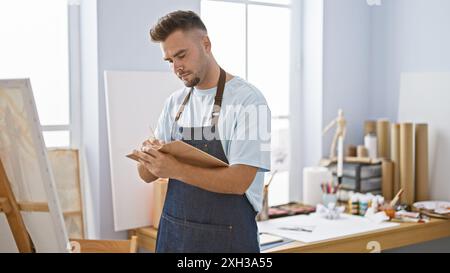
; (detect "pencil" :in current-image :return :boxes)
[149,125,156,140]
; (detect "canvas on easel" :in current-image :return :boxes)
[0,79,69,252]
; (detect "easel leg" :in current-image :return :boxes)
[0,158,35,253]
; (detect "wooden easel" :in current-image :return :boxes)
[1,157,140,253]
[1,157,139,253]
[0,157,38,253]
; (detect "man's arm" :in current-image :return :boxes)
[133,149,257,194]
[175,164,257,195]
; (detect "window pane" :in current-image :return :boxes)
[0,0,69,126]
[201,1,246,78]
[201,1,293,206]
[252,0,291,5]
[43,131,70,148]
[268,171,289,206]
[271,118,290,172]
[269,118,290,206]
[248,5,290,117]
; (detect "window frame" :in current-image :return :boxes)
[201,0,303,203]
[41,1,81,149]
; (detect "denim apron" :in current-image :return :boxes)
[155,68,259,253]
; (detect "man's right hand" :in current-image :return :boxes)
[136,138,165,183]
[141,138,165,152]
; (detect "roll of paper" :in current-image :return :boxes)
[390,123,401,195]
[415,124,429,201]
[303,167,332,206]
[400,123,415,205]
[377,119,390,159]
[347,145,357,157]
[364,120,376,136]
[357,145,368,158]
[382,160,394,201]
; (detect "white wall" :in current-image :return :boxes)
[301,0,373,166]
[370,0,450,120]
[322,0,372,157]
[292,0,449,251]
[320,0,450,155]
[299,0,373,206]
[322,0,450,251]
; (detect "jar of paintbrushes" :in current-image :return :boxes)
[321,181,339,207]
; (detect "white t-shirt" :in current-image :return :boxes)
[155,76,271,212]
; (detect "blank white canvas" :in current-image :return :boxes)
[0,79,69,252]
[104,71,183,231]
[398,72,450,201]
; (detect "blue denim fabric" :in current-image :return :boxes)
[156,125,259,253]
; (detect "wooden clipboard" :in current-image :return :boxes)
[126,140,229,168]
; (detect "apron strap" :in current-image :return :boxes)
[173,67,226,125]
[174,88,193,122]
[211,67,226,126]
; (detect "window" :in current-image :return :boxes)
[0,0,78,148]
[201,0,296,206]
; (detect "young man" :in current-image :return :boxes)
[133,10,271,253]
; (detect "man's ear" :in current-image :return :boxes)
[202,35,212,53]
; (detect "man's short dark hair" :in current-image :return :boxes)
[149,10,207,42]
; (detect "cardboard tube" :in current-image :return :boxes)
[364,120,376,136]
[357,145,368,158]
[400,123,415,205]
[377,120,390,159]
[390,123,401,195]
[346,145,357,157]
[415,124,429,201]
[382,160,394,201]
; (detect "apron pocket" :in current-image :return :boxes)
[161,213,233,253]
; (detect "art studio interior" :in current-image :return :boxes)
[1,0,450,253]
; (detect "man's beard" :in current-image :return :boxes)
[183,76,200,87]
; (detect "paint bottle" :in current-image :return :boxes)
[371,197,379,213]
[349,194,359,215]
[359,196,370,216]
[364,133,377,159]
[364,121,377,159]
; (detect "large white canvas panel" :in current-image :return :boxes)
[104,71,183,231]
[398,72,450,201]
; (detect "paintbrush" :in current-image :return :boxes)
[390,188,404,207]
[265,170,278,188]
[148,125,157,141]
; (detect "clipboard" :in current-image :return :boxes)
[126,140,229,168]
